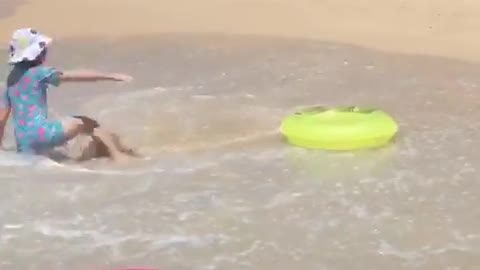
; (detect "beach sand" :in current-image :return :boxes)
[1,0,480,62]
[0,0,22,19]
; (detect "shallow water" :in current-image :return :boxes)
[1,34,480,270]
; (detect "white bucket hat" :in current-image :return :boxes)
[8,28,52,64]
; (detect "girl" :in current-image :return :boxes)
[0,28,135,161]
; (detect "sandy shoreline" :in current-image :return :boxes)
[1,0,480,62]
[0,1,21,19]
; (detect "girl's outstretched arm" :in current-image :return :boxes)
[59,70,132,83]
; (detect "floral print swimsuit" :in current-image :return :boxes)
[1,65,66,153]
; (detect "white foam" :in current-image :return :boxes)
[0,151,61,168]
[3,224,24,229]
[64,166,159,176]
[32,220,227,250]
[192,94,216,100]
[0,151,146,175]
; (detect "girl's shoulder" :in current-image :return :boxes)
[30,65,62,87]
[7,65,56,88]
[29,65,57,77]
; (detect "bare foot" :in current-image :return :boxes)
[110,132,142,157]
[110,152,132,163]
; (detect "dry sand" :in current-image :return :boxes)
[1,0,480,62]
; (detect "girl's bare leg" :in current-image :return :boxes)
[61,116,132,162]
[109,132,141,157]
[61,118,90,140]
[92,128,131,162]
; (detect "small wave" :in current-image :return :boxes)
[33,221,228,249]
[63,164,159,176]
[0,150,155,175]
[0,151,63,168]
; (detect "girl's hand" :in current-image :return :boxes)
[110,73,133,82]
[60,70,133,83]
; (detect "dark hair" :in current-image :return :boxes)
[7,48,48,87]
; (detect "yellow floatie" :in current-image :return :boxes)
[280,106,398,150]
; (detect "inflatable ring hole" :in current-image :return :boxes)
[295,106,375,116]
[332,106,375,114]
[295,106,328,115]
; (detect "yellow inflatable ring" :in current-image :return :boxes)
[280,106,398,150]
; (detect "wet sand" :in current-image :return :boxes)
[0,0,21,19]
[2,0,480,61]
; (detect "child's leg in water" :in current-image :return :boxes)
[91,128,132,162]
[61,116,133,162]
[109,132,141,157]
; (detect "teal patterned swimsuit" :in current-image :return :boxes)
[1,65,66,153]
